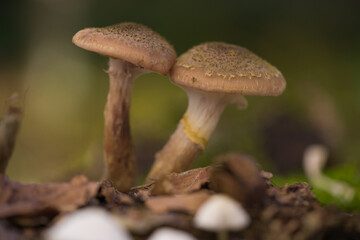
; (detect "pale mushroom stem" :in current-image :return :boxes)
[303,145,355,201]
[217,230,228,240]
[104,58,142,191]
[147,89,245,182]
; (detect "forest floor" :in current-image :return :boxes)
[1,153,359,240]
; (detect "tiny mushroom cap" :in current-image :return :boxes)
[194,194,251,231]
[45,207,132,240]
[148,227,198,240]
[171,41,286,95]
[72,22,176,75]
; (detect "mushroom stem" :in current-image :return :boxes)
[183,89,229,147]
[146,122,203,182]
[147,89,244,181]
[217,230,228,240]
[104,58,141,191]
[303,145,355,201]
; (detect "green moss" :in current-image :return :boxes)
[271,160,360,212]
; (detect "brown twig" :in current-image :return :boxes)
[0,93,23,174]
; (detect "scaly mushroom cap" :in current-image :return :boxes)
[72,22,176,75]
[171,42,286,95]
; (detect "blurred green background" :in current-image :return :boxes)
[1,1,359,209]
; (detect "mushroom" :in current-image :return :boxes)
[147,42,286,181]
[303,144,355,201]
[148,227,198,240]
[194,194,250,240]
[72,22,176,191]
[45,207,132,240]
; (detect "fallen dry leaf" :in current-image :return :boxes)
[129,183,153,202]
[209,153,266,206]
[151,167,211,195]
[98,180,133,207]
[0,174,98,225]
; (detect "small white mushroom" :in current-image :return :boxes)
[148,227,198,240]
[303,144,355,201]
[194,194,250,240]
[45,207,132,240]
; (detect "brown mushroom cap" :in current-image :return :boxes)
[171,42,286,95]
[72,22,176,75]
